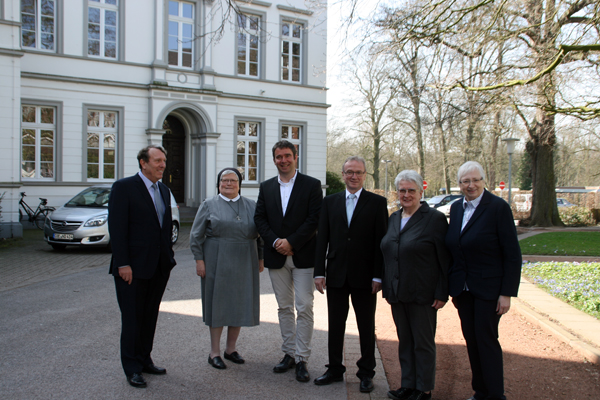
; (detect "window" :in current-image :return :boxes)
[281,21,302,82]
[87,0,118,59]
[21,105,55,179]
[86,110,117,180]
[21,0,56,51]
[236,121,259,182]
[237,14,260,77]
[168,1,194,68]
[281,125,302,170]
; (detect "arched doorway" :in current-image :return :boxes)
[162,115,185,203]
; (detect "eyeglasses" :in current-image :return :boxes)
[343,170,365,177]
[459,177,483,185]
[220,179,239,184]
[397,189,418,195]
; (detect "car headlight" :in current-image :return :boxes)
[84,214,108,227]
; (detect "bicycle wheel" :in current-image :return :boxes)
[35,209,50,230]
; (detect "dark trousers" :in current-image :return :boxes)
[114,268,170,376]
[326,281,377,379]
[390,302,438,392]
[453,291,506,400]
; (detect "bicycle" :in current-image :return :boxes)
[19,192,56,230]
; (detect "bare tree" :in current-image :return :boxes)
[344,50,399,188]
[375,0,600,226]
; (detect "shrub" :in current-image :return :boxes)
[559,206,596,226]
[326,171,345,196]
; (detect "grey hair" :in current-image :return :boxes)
[457,161,486,184]
[342,156,367,173]
[394,170,423,191]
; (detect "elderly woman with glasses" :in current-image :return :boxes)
[381,170,450,400]
[190,168,264,370]
[445,161,521,400]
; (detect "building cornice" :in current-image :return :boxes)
[235,0,272,8]
[276,4,313,16]
[21,73,329,109]
[0,48,25,57]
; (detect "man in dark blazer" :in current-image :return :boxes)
[254,140,322,382]
[313,156,388,393]
[446,161,522,400]
[108,145,176,388]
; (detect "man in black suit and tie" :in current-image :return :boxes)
[108,145,177,388]
[254,140,322,382]
[313,156,388,393]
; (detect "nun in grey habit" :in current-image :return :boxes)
[190,168,264,370]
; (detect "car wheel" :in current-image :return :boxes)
[106,241,112,253]
[171,221,179,244]
[51,243,67,251]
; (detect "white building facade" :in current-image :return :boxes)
[0,0,328,238]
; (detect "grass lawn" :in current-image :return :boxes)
[519,232,600,256]
[522,261,600,319]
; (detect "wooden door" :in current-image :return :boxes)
[162,116,185,203]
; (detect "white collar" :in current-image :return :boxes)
[463,191,484,209]
[278,170,298,186]
[219,193,241,202]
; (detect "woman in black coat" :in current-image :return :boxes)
[381,170,450,400]
[445,161,522,400]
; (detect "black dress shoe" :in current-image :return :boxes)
[142,363,167,375]
[388,387,414,400]
[224,351,245,364]
[359,376,374,393]
[406,390,431,400]
[208,355,227,369]
[314,370,344,385]
[295,361,310,382]
[273,354,296,373]
[126,373,147,388]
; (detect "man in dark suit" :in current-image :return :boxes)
[108,145,177,388]
[445,161,522,400]
[313,156,388,393]
[254,140,322,382]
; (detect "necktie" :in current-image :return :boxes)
[346,194,356,227]
[152,183,165,227]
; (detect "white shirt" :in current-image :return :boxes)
[273,170,298,248]
[461,191,484,231]
[138,171,165,217]
[278,170,298,217]
[346,188,362,210]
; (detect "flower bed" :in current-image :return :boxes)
[522,261,600,319]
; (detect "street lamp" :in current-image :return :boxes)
[502,138,519,207]
[382,160,392,199]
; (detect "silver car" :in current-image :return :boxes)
[44,184,180,251]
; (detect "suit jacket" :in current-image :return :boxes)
[445,189,522,300]
[381,202,450,304]
[254,172,322,269]
[314,190,388,289]
[108,174,176,279]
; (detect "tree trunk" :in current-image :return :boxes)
[373,128,381,189]
[528,106,563,226]
[488,110,501,189]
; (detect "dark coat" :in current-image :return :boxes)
[314,189,388,289]
[254,172,322,269]
[108,174,176,277]
[381,202,450,304]
[445,189,522,300]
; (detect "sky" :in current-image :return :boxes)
[325,0,382,127]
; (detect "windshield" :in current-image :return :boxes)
[427,195,446,206]
[66,187,111,207]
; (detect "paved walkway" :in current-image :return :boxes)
[0,224,599,399]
